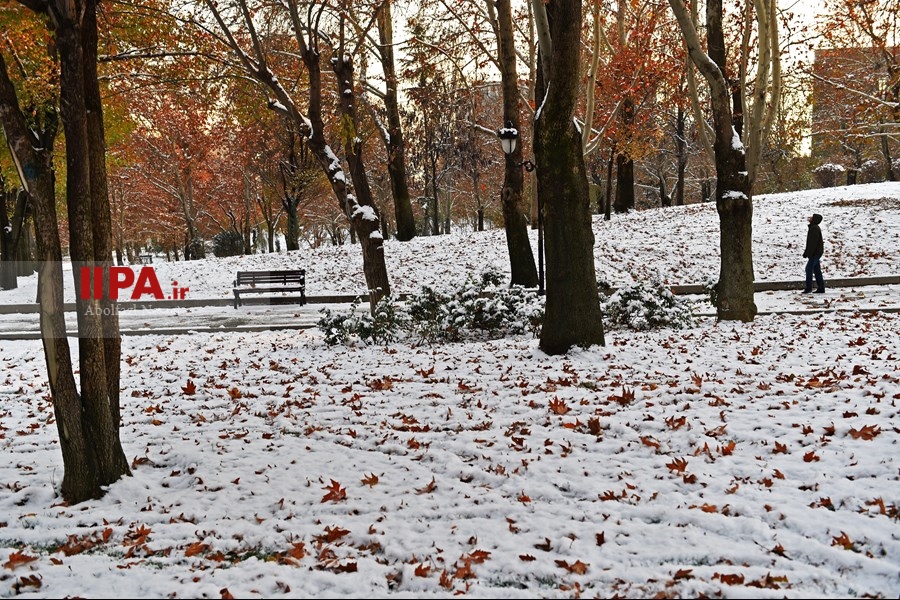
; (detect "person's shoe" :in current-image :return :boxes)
[814,289,825,293]
[802,289,812,294]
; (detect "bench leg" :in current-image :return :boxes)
[233,291,240,309]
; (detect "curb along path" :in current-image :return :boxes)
[0,276,898,339]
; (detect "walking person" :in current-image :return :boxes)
[802,213,825,294]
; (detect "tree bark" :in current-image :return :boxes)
[331,53,391,309]
[376,0,416,242]
[534,0,605,354]
[496,0,538,288]
[52,0,130,498]
[613,98,635,213]
[669,0,757,322]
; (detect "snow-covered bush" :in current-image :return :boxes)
[813,163,845,188]
[318,269,544,346]
[601,276,695,331]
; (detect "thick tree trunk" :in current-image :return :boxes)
[1,39,110,504]
[705,0,756,322]
[496,0,538,288]
[534,0,605,354]
[53,0,130,499]
[332,55,391,309]
[376,1,416,242]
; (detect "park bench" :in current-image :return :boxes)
[233,269,306,309]
[139,254,153,264]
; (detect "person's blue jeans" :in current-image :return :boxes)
[805,256,824,292]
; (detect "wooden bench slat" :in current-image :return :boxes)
[233,269,306,308]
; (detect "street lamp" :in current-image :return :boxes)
[497,121,542,295]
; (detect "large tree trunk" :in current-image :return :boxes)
[332,54,391,309]
[1,32,125,504]
[496,0,538,288]
[671,0,756,322]
[534,0,605,354]
[376,0,416,242]
[53,0,130,499]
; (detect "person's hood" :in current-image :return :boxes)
[811,213,823,225]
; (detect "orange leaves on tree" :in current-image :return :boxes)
[321,479,347,503]
[182,379,196,395]
[3,550,38,570]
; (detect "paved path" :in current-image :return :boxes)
[0,277,898,340]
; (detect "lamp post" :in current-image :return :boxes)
[497,122,542,295]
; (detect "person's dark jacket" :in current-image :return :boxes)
[803,213,824,259]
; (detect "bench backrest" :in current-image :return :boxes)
[235,270,305,286]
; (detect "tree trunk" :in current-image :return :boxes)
[613,97,635,213]
[675,106,687,206]
[283,196,300,251]
[0,188,16,290]
[332,54,391,310]
[54,0,130,499]
[614,153,634,213]
[604,145,614,221]
[534,0,605,354]
[376,0,416,242]
[496,0,538,288]
[702,0,756,321]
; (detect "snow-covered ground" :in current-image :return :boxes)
[0,182,899,598]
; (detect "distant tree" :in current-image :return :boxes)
[810,0,898,182]
[200,0,391,311]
